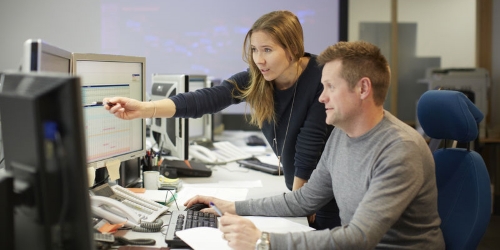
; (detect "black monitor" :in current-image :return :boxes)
[117,157,142,188]
[1,39,72,169]
[0,72,94,249]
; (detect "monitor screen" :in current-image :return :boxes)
[72,53,146,171]
[0,71,94,250]
[22,39,72,73]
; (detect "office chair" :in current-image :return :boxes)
[417,90,491,250]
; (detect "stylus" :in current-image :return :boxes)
[209,202,223,216]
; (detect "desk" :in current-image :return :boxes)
[115,131,308,249]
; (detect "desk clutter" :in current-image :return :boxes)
[90,183,169,230]
[159,176,182,191]
[160,159,212,178]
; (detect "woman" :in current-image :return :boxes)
[104,10,339,230]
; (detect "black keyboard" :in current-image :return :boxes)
[165,210,218,248]
[237,159,283,175]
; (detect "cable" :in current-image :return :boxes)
[166,189,179,210]
[91,174,110,189]
[131,219,163,232]
[114,236,156,246]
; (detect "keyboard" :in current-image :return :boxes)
[212,141,253,163]
[237,158,283,175]
[165,210,218,248]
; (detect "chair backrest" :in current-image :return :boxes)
[417,90,491,250]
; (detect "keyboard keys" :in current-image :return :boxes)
[212,141,253,163]
[165,210,218,247]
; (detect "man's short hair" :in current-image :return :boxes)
[318,41,391,106]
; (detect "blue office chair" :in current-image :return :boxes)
[417,90,491,250]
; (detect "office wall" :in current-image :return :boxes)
[0,0,339,88]
[349,0,475,68]
[0,0,102,71]
[348,0,500,135]
[349,0,480,124]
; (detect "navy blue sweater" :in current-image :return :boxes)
[171,53,330,190]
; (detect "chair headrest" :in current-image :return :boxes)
[417,90,483,142]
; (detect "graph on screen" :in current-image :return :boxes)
[72,53,146,169]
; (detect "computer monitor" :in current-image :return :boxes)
[22,39,72,73]
[0,71,94,250]
[117,157,142,188]
[187,75,213,146]
[72,53,146,176]
[150,74,189,160]
[1,39,72,170]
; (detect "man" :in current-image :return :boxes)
[185,41,445,249]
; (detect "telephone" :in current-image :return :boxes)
[90,184,168,232]
[189,145,219,164]
[91,196,141,228]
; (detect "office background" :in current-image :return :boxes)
[0,0,498,128]
[1,0,499,248]
[0,0,340,115]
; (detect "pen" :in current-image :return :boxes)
[209,202,223,216]
[91,101,104,106]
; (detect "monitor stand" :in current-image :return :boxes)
[0,170,14,249]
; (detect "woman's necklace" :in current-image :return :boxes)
[273,78,299,176]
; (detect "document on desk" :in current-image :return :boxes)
[175,216,314,250]
[136,190,176,204]
[176,186,249,204]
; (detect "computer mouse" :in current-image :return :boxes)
[246,135,266,146]
[184,203,209,211]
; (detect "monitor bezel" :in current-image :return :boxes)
[71,53,147,170]
[0,71,95,249]
[187,75,213,144]
[22,39,72,73]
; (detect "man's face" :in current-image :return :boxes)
[319,60,360,127]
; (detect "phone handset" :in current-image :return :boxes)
[91,195,141,228]
[189,145,219,163]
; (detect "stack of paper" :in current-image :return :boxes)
[159,176,182,190]
[136,189,176,205]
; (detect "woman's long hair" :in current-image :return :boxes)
[230,10,304,128]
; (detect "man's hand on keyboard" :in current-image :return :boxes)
[184,195,236,216]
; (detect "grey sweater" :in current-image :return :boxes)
[236,111,445,249]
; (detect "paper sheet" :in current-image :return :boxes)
[183,180,262,189]
[136,190,176,204]
[175,216,314,250]
[105,159,121,181]
[176,186,248,205]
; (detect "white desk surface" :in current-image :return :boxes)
[115,130,308,249]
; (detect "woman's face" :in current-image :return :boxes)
[250,31,295,85]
